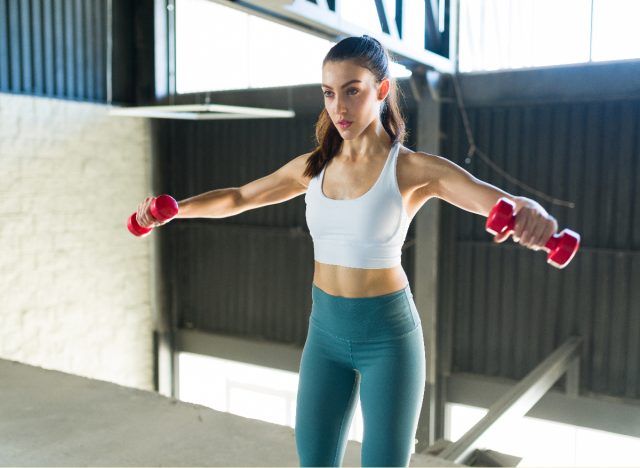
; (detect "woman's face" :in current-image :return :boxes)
[321,59,389,140]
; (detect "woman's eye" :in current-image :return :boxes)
[322,89,358,97]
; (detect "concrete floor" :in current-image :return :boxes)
[0,359,461,467]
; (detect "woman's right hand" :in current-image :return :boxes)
[136,196,169,229]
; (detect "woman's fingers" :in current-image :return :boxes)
[136,199,147,227]
[134,195,175,229]
[136,197,156,228]
[511,202,558,251]
[514,212,558,251]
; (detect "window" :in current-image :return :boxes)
[175,0,410,94]
[591,0,640,62]
[458,0,640,72]
[175,0,333,93]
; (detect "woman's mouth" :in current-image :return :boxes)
[338,120,352,129]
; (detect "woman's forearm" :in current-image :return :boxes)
[176,187,241,219]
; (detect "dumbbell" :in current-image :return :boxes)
[127,194,179,237]
[486,197,580,269]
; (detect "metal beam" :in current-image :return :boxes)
[439,337,583,464]
[454,59,640,106]
[395,0,404,38]
[374,0,391,35]
[424,0,442,52]
[154,0,174,100]
[448,372,640,440]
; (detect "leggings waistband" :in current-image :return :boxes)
[310,283,420,342]
[312,283,410,301]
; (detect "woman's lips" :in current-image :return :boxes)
[338,120,352,129]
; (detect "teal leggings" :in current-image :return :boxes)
[295,283,426,467]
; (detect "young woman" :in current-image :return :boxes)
[136,36,557,467]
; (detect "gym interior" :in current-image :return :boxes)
[1,0,639,466]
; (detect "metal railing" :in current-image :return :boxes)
[439,336,583,465]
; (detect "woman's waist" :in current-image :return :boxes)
[312,260,408,298]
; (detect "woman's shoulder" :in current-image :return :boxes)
[399,145,452,171]
[281,151,315,190]
[397,144,439,163]
[396,144,445,192]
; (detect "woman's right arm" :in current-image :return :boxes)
[136,152,311,227]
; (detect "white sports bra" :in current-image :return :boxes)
[304,141,411,269]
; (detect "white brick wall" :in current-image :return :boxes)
[0,93,154,391]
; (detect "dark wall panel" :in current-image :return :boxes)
[0,0,108,101]
[168,223,315,347]
[439,98,640,400]
[0,0,153,103]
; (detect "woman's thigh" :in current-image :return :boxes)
[353,325,426,467]
[295,322,360,467]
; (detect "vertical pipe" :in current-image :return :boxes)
[106,0,112,103]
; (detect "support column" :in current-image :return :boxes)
[412,71,444,451]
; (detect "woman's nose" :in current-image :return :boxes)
[334,96,347,113]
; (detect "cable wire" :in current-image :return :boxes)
[450,73,576,209]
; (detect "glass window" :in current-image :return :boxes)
[459,0,591,72]
[591,0,640,62]
[176,0,410,94]
[458,0,640,72]
[176,0,332,93]
[341,0,383,34]
[401,0,426,51]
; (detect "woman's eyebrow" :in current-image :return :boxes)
[321,79,362,89]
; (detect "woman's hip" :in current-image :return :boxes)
[309,283,422,342]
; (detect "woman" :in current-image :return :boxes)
[136,36,557,467]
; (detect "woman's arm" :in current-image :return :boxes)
[175,187,241,219]
[136,152,310,227]
[177,152,310,218]
[426,153,558,249]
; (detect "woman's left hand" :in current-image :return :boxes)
[494,198,558,251]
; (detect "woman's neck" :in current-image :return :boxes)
[339,120,391,161]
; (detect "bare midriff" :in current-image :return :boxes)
[312,260,409,298]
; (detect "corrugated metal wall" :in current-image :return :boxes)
[153,110,418,347]
[439,98,640,400]
[0,0,108,101]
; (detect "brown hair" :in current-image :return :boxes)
[303,35,407,179]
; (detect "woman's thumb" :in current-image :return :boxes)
[493,230,511,243]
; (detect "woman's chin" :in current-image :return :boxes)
[338,128,358,139]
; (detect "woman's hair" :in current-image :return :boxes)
[303,35,407,179]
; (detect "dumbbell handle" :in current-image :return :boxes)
[486,197,580,268]
[127,194,179,237]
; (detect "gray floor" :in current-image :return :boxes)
[0,359,461,467]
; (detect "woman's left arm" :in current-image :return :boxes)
[427,154,558,250]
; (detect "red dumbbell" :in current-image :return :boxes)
[486,197,580,269]
[127,194,179,237]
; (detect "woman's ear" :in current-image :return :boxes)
[378,78,390,101]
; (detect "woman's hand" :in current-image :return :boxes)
[494,198,558,250]
[135,196,171,229]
